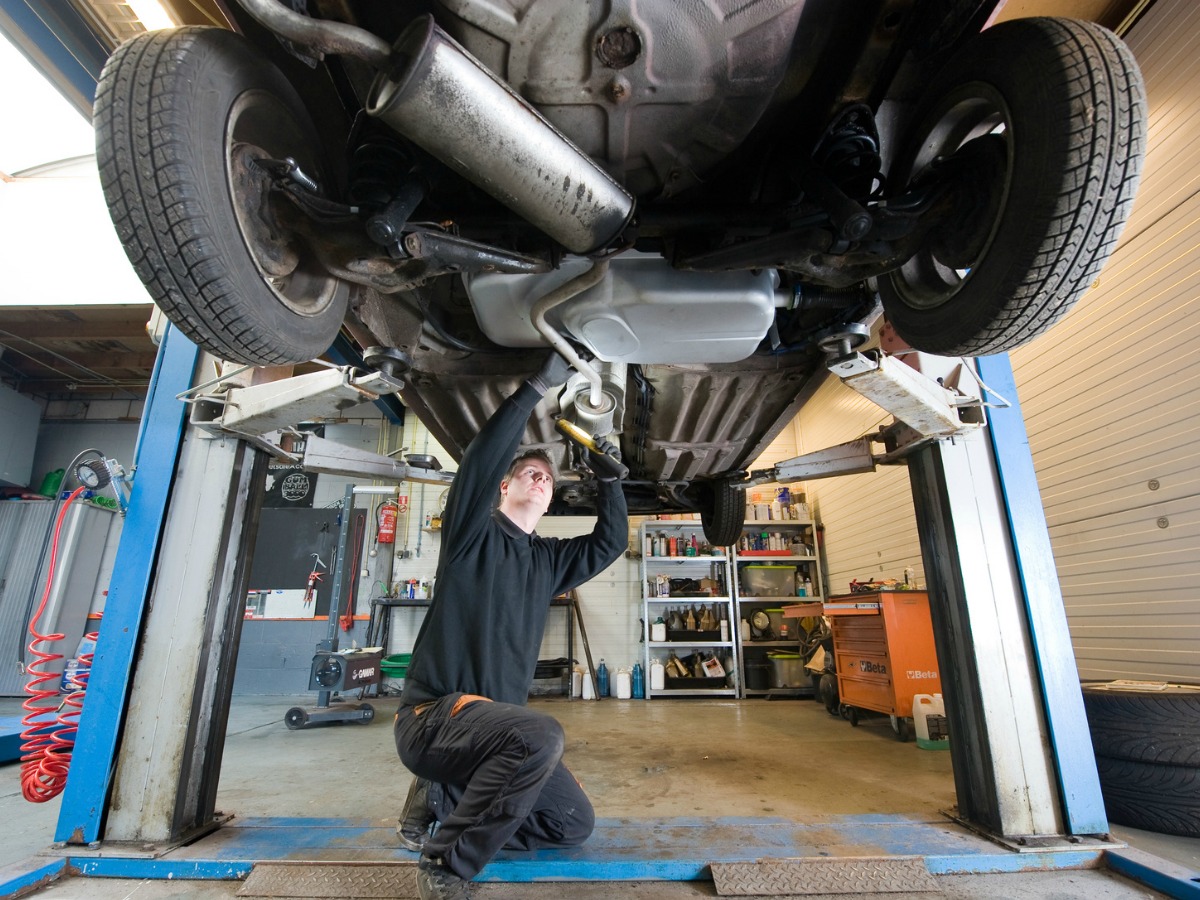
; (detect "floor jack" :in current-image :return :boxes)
[285,483,386,729]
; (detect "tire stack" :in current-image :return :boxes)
[1081,683,1200,837]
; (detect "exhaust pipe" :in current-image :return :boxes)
[236,3,633,253]
[366,16,633,254]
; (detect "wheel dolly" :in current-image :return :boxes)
[285,483,386,729]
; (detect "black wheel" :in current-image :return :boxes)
[896,717,910,743]
[700,479,745,548]
[284,707,308,730]
[1095,756,1200,838]
[819,673,839,715]
[847,706,859,727]
[1082,684,1200,766]
[358,703,376,724]
[94,28,348,365]
[880,18,1145,355]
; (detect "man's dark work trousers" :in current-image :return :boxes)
[394,694,595,879]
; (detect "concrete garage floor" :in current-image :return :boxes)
[1,694,1196,898]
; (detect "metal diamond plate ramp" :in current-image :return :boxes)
[711,857,939,895]
[237,862,416,898]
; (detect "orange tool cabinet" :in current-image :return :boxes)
[825,591,942,739]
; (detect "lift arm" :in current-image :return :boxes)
[186,362,454,486]
[750,338,987,486]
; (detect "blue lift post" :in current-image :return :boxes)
[978,353,1108,835]
[55,326,200,845]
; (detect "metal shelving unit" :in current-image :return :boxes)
[731,520,824,697]
[639,520,738,698]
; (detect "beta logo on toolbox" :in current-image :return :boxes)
[858,659,887,675]
[907,669,939,680]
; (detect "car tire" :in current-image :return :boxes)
[700,478,745,548]
[1082,684,1200,766]
[1094,756,1200,838]
[880,17,1146,356]
[94,28,348,366]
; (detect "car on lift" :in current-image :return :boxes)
[91,0,1145,545]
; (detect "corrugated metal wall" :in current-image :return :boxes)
[786,0,1199,684]
[1007,0,1200,683]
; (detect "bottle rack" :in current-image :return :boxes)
[639,520,738,698]
[732,520,824,697]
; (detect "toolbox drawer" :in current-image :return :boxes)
[838,675,897,715]
[832,616,885,642]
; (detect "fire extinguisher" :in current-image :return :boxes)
[378,500,398,544]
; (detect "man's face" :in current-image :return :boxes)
[501,458,555,514]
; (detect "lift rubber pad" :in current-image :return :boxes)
[711,857,938,895]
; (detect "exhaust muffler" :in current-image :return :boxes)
[236,2,634,254]
[366,16,633,255]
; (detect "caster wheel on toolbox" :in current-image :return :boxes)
[847,707,860,727]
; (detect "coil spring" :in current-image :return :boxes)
[348,138,415,210]
[814,104,884,202]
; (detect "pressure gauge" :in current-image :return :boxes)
[75,459,112,490]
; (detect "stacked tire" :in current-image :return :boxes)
[1081,683,1200,837]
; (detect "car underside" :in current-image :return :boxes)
[90,0,1146,544]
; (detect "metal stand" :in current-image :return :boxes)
[285,483,385,730]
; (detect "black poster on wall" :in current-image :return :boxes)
[262,425,324,508]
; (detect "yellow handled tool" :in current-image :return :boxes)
[554,419,629,480]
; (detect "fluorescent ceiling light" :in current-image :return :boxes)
[126,0,178,31]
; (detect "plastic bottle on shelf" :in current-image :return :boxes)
[597,659,609,697]
[631,662,645,699]
[651,616,666,642]
[740,618,750,641]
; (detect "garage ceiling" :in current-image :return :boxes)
[0,304,155,398]
[0,0,1151,402]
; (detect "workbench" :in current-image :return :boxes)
[824,591,942,739]
[365,596,577,693]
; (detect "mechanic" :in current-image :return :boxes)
[392,352,628,900]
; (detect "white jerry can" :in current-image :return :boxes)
[913,693,950,750]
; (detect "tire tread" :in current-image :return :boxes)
[94,28,344,365]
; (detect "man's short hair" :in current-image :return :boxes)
[505,449,555,483]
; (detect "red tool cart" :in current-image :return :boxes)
[824,591,942,741]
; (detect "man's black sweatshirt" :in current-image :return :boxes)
[400,381,628,707]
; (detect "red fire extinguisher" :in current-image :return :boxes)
[378,500,398,544]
